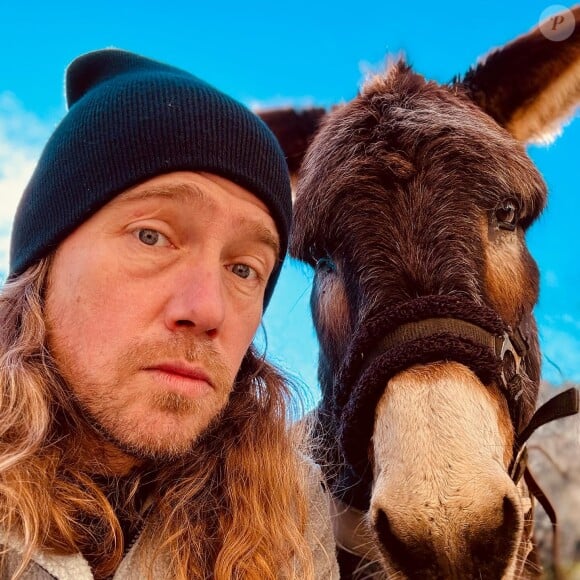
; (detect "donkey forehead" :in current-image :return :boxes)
[291,67,546,259]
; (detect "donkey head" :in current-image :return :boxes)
[262,7,580,579]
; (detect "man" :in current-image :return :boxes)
[0,49,338,579]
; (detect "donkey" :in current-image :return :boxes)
[261,7,580,579]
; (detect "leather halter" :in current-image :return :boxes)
[336,315,579,574]
[361,317,578,485]
[358,317,528,395]
[359,316,578,473]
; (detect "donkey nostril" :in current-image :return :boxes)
[502,494,519,530]
[374,493,522,577]
[374,509,437,573]
[375,509,396,551]
[471,494,521,569]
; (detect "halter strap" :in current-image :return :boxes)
[510,387,579,483]
[359,317,527,392]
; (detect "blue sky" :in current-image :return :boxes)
[0,1,578,402]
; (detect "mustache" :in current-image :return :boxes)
[120,337,231,388]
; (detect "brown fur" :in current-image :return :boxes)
[261,6,579,578]
[287,66,547,575]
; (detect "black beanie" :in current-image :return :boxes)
[9,48,292,308]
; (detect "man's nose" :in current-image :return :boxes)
[164,264,226,336]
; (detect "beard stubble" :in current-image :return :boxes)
[48,333,235,463]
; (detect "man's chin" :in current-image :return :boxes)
[107,433,197,463]
[95,401,229,464]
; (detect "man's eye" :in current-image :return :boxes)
[135,228,169,246]
[230,263,256,279]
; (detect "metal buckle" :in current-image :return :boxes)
[497,332,523,390]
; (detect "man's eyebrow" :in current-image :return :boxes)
[235,218,281,258]
[115,183,209,205]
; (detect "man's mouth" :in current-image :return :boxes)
[144,361,215,395]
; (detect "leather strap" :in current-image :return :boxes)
[510,388,579,482]
[359,317,527,391]
[508,388,579,578]
[517,388,579,453]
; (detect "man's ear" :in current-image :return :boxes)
[462,5,580,144]
[259,108,326,187]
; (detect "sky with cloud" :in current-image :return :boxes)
[0,1,578,402]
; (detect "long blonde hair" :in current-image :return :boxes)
[0,258,315,579]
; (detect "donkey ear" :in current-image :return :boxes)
[258,108,326,178]
[462,6,580,144]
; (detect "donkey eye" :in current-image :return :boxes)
[495,199,520,231]
[316,257,336,274]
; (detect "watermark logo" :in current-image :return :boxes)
[539,5,575,41]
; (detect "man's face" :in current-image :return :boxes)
[45,171,280,462]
